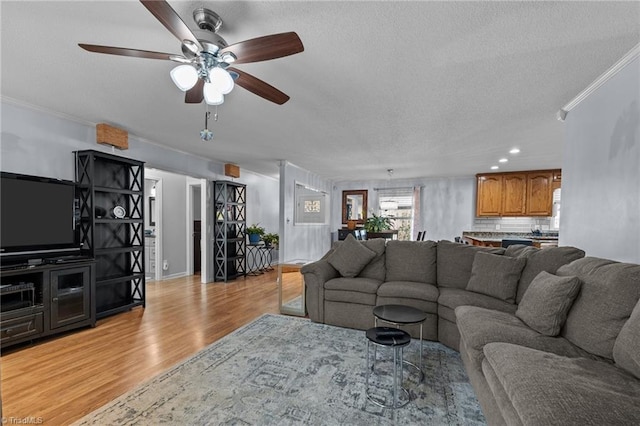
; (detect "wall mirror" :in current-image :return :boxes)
[342,190,368,224]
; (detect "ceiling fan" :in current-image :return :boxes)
[79,0,303,105]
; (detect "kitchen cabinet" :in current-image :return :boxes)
[526,171,554,216]
[552,170,562,191]
[476,174,503,216]
[476,169,560,217]
[502,174,527,216]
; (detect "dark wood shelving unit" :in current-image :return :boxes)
[75,150,145,318]
[213,181,247,282]
[1,260,95,348]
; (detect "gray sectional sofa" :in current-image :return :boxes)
[301,235,640,425]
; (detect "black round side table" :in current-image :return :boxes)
[373,304,427,382]
[365,326,411,409]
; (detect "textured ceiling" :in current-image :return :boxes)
[2,1,639,181]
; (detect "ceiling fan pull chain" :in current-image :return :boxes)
[200,106,214,141]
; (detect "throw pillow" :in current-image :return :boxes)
[466,252,526,303]
[515,271,582,336]
[327,233,376,278]
[613,299,640,380]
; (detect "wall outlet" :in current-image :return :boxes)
[163,260,169,271]
[495,224,501,230]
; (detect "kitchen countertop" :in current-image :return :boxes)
[462,231,559,247]
[463,231,558,239]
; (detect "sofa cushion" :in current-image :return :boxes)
[436,240,504,289]
[324,277,381,293]
[325,289,377,305]
[455,306,595,369]
[377,280,439,302]
[505,245,586,303]
[324,277,381,305]
[438,287,517,323]
[327,234,376,278]
[480,358,525,426]
[557,257,640,359]
[613,299,640,380]
[515,271,582,336]
[466,252,526,303]
[358,238,387,281]
[385,240,437,284]
[483,342,640,426]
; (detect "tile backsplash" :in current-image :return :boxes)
[473,217,553,233]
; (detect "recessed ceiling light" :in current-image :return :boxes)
[499,158,508,163]
[509,148,520,154]
[491,166,499,170]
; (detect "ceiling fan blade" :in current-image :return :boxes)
[140,0,203,52]
[79,43,179,60]
[221,32,303,65]
[228,67,290,105]
[185,79,204,104]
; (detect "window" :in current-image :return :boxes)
[377,187,415,240]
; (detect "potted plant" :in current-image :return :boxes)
[364,213,394,233]
[247,223,265,244]
[262,232,279,248]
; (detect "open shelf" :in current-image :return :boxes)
[213,181,247,282]
[76,150,145,318]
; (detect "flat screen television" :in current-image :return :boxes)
[1,172,80,261]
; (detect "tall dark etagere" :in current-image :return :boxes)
[75,150,145,318]
[213,181,247,282]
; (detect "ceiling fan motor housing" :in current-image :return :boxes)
[182,8,228,57]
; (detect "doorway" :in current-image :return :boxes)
[186,179,205,279]
[193,220,201,274]
[144,178,160,281]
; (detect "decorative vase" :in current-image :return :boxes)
[248,233,261,244]
[347,220,357,230]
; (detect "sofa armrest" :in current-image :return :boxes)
[301,259,339,323]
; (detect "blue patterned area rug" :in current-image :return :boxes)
[74,314,485,425]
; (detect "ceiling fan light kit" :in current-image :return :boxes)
[208,67,234,94]
[170,64,199,91]
[203,85,224,106]
[78,1,304,108]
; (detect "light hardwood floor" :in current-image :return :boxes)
[0,269,304,424]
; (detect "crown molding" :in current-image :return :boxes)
[557,42,640,122]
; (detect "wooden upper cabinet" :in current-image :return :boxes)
[552,170,562,191]
[476,174,503,216]
[476,169,560,217]
[526,172,554,215]
[502,173,527,215]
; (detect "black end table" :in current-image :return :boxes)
[373,304,427,382]
[365,327,411,409]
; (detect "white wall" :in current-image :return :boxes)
[560,56,640,263]
[279,161,332,263]
[332,176,476,242]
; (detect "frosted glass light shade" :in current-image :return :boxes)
[170,65,199,91]
[203,82,224,105]
[209,67,234,95]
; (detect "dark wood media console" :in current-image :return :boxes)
[0,259,95,349]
